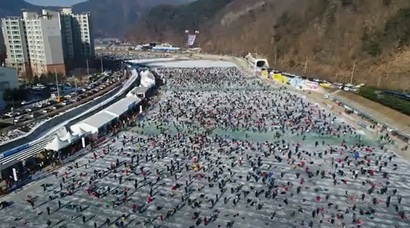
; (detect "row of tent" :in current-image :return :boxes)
[70,95,142,135]
[44,91,143,152]
[260,70,334,90]
[44,130,84,152]
[43,70,157,152]
[44,94,141,151]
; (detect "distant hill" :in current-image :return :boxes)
[0,0,194,38]
[129,0,410,91]
[0,0,39,18]
[72,0,196,38]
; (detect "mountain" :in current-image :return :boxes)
[129,0,410,90]
[0,0,194,38]
[0,0,39,17]
[72,0,196,38]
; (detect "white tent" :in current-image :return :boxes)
[73,127,89,136]
[72,111,116,134]
[55,126,69,138]
[61,131,78,143]
[126,58,175,64]
[104,96,137,118]
[140,70,156,88]
[127,86,149,98]
[44,135,69,151]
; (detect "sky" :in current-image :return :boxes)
[25,0,87,6]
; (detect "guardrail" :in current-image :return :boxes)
[0,144,29,159]
[0,85,119,153]
[330,94,410,142]
[0,70,136,156]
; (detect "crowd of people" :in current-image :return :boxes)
[0,66,409,228]
[104,53,172,62]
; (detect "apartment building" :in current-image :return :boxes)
[23,10,65,76]
[0,29,6,63]
[1,17,29,76]
[60,8,75,59]
[0,8,94,79]
[72,12,94,58]
[60,8,94,69]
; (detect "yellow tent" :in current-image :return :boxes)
[271,73,287,84]
[261,70,268,79]
[319,83,332,88]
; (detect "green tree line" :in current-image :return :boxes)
[358,87,410,116]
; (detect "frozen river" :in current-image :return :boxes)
[0,62,409,228]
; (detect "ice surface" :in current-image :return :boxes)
[0,67,409,228]
[147,60,237,68]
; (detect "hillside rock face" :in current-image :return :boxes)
[130,0,410,90]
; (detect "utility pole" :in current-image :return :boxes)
[350,61,356,85]
[86,59,89,77]
[185,30,189,50]
[100,57,104,73]
[303,57,308,76]
[73,75,77,91]
[74,76,80,101]
[121,61,125,78]
[55,69,60,102]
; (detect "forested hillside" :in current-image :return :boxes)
[129,0,410,90]
[72,0,195,37]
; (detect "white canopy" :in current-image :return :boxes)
[73,127,89,136]
[72,111,116,134]
[104,96,137,117]
[44,135,69,151]
[61,131,78,143]
[127,87,149,98]
[126,58,175,64]
[55,126,69,138]
[140,71,156,88]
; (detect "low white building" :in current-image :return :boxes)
[0,66,19,109]
[104,96,140,118]
[70,111,116,135]
[127,87,150,98]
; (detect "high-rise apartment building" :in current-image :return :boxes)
[23,9,65,76]
[72,12,94,58]
[1,17,29,76]
[60,8,94,69]
[0,8,94,79]
[60,8,75,59]
[0,28,6,64]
